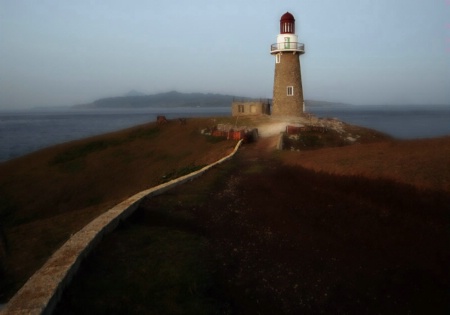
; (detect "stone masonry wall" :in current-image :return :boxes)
[272,52,304,116]
[231,101,270,116]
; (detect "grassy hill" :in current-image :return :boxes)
[0,117,238,301]
[55,133,450,314]
[280,136,450,192]
[1,115,449,312]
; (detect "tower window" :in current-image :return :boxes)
[287,86,294,96]
[276,54,281,63]
[238,104,245,113]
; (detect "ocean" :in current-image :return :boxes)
[0,107,229,162]
[310,104,450,140]
[0,105,449,162]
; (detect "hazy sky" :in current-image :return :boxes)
[1,0,449,109]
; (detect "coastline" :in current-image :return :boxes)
[2,104,450,162]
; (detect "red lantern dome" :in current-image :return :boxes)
[280,12,295,34]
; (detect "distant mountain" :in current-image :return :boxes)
[124,90,146,97]
[72,90,350,110]
[305,100,352,108]
[73,91,250,109]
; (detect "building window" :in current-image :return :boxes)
[276,54,281,63]
[287,86,294,96]
[238,104,245,113]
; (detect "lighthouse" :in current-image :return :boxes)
[270,12,305,116]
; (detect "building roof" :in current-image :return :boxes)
[280,12,295,22]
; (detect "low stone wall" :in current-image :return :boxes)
[2,140,243,315]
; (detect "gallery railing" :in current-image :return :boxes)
[270,42,305,53]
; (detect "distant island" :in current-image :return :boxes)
[72,91,350,109]
[73,91,243,109]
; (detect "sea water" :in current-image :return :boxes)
[309,104,450,140]
[0,107,229,162]
[0,105,449,162]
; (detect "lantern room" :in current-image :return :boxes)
[280,12,295,34]
[271,12,304,54]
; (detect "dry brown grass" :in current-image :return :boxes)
[55,134,450,314]
[0,117,238,301]
[280,136,450,192]
[2,114,449,306]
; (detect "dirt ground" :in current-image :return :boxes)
[56,135,450,314]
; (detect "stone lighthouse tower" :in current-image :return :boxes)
[271,12,305,116]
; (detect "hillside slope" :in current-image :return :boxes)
[280,136,450,192]
[55,135,450,314]
[1,114,449,308]
[0,117,238,301]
